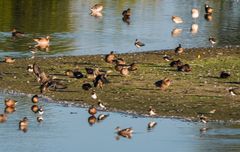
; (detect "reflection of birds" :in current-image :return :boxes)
[122,8,131,17]
[205,4,214,14]
[115,127,133,139]
[0,114,7,123]
[5,98,18,107]
[12,28,24,38]
[172,16,183,24]
[135,39,145,48]
[88,115,97,126]
[191,8,199,19]
[88,105,97,115]
[90,4,103,13]
[209,37,216,46]
[175,44,184,54]
[177,64,191,72]
[38,107,44,115]
[4,107,16,114]
[204,14,213,21]
[33,36,50,45]
[31,105,39,113]
[190,24,199,34]
[148,121,157,129]
[155,78,171,90]
[229,87,240,96]
[90,12,102,17]
[220,71,230,78]
[4,57,15,63]
[37,116,44,123]
[171,28,182,37]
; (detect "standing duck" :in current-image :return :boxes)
[105,51,117,63]
[175,44,184,54]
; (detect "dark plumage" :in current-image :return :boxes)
[85,67,95,75]
[177,64,191,72]
[135,39,145,48]
[220,71,230,78]
[82,83,92,91]
[12,28,24,38]
[122,8,131,17]
[170,60,183,67]
[93,74,109,89]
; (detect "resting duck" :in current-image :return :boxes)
[122,8,131,18]
[91,90,97,100]
[97,114,109,121]
[93,74,109,89]
[31,95,39,103]
[33,36,50,45]
[175,44,184,54]
[120,67,129,76]
[148,121,157,129]
[5,98,18,107]
[82,82,92,91]
[0,114,7,123]
[163,55,173,61]
[115,127,133,138]
[65,69,84,79]
[98,102,106,110]
[88,105,97,115]
[128,63,137,71]
[209,37,217,45]
[12,28,24,38]
[220,71,230,78]
[172,16,183,24]
[90,4,103,13]
[155,78,171,90]
[229,87,240,96]
[205,4,214,14]
[105,51,117,63]
[177,64,191,72]
[4,56,15,63]
[135,39,145,48]
[170,60,183,67]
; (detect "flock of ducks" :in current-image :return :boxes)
[1,2,239,138]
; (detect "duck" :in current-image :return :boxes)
[90,4,103,13]
[90,11,103,17]
[31,105,39,113]
[147,121,157,129]
[91,90,97,100]
[11,28,24,38]
[209,37,217,46]
[172,16,183,24]
[155,78,171,90]
[115,127,133,138]
[229,87,240,96]
[170,60,183,67]
[88,115,97,126]
[148,106,156,116]
[33,36,50,45]
[171,28,182,37]
[0,114,7,123]
[190,24,199,34]
[191,8,199,19]
[38,107,44,115]
[31,95,39,103]
[37,116,43,123]
[122,8,131,18]
[135,39,145,48]
[4,107,16,114]
[27,64,34,72]
[205,4,214,14]
[93,74,109,89]
[4,56,15,63]
[40,79,67,93]
[128,63,137,71]
[19,117,28,131]
[5,98,18,107]
[97,114,109,121]
[113,58,126,66]
[65,69,84,79]
[120,67,129,76]
[88,105,97,115]
[105,51,117,63]
[220,71,230,78]
[82,82,92,91]
[98,101,106,110]
[85,67,95,75]
[175,44,184,54]
[177,64,191,72]
[199,115,208,123]
[163,55,173,61]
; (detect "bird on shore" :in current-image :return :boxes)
[88,105,97,115]
[172,16,183,24]
[135,39,145,48]
[229,87,240,96]
[11,28,24,38]
[220,71,230,78]
[170,59,183,67]
[90,4,103,13]
[147,121,157,129]
[5,98,17,107]
[205,4,214,14]
[91,90,97,100]
[191,8,199,19]
[105,51,117,64]
[177,64,191,72]
[93,74,109,89]
[65,69,84,79]
[148,106,156,116]
[98,101,106,110]
[4,56,15,63]
[82,82,92,91]
[115,126,133,139]
[33,36,50,45]
[0,114,7,123]
[155,78,171,90]
[120,67,129,76]
[175,44,184,54]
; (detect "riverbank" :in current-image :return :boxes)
[0,47,239,121]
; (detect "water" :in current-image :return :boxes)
[0,0,239,57]
[0,93,240,152]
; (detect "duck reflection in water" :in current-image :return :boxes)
[88,115,97,126]
[115,127,133,140]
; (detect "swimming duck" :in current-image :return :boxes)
[147,121,157,129]
[88,115,97,126]
[90,4,103,13]
[115,127,133,138]
[170,60,183,67]
[98,101,106,110]
[5,98,18,107]
[37,116,43,123]
[122,8,131,18]
[229,87,240,96]
[12,28,24,38]
[88,105,97,115]
[177,64,191,72]
[4,56,15,63]
[31,95,39,103]
[91,90,97,100]
[205,4,214,14]
[220,71,230,78]
[38,106,44,115]
[155,78,171,90]
[4,107,16,114]
[97,114,109,121]
[209,37,216,46]
[172,16,183,24]
[120,67,129,76]
[171,28,182,37]
[105,51,117,64]
[33,36,50,45]
[0,114,7,123]
[204,14,213,21]
[175,44,184,54]
[19,117,28,131]
[135,39,145,48]
[31,105,39,113]
[199,115,208,123]
[82,82,92,91]
[191,8,199,19]
[148,106,156,116]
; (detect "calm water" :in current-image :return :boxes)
[0,93,240,152]
[0,0,239,57]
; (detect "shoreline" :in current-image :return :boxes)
[0,47,240,121]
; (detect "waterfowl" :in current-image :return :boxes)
[122,8,131,18]
[33,36,50,45]
[147,121,157,129]
[209,37,217,46]
[65,69,84,79]
[19,117,28,131]
[4,56,15,63]
[170,60,183,67]
[90,12,103,17]
[31,95,39,103]
[12,28,24,38]
[31,105,39,113]
[220,71,230,78]
[90,4,103,13]
[91,90,97,100]
[37,116,43,123]
[155,78,171,90]
[93,74,109,89]
[105,51,117,63]
[177,64,191,72]
[204,14,213,21]
[128,63,137,71]
[4,107,16,114]
[148,106,156,116]
[175,44,184,54]
[0,114,7,123]
[115,127,133,138]
[38,107,44,115]
[135,39,145,48]
[98,102,106,110]
[120,67,129,76]
[171,28,182,37]
[199,115,208,123]
[172,16,183,24]
[27,64,34,72]
[88,115,97,126]
[191,8,199,19]
[97,114,109,121]
[5,98,17,107]
[190,24,199,34]
[205,4,214,14]
[82,82,92,91]
[163,55,173,61]
[85,67,95,75]
[229,87,240,96]
[88,105,97,115]
[40,79,67,93]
